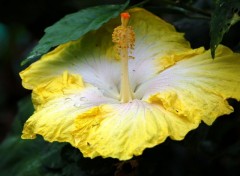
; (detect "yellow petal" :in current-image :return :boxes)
[20,28,116,90]
[22,96,78,144]
[22,80,118,144]
[154,47,205,72]
[127,8,197,90]
[141,45,240,125]
[73,100,198,160]
[32,71,85,110]
[128,8,192,61]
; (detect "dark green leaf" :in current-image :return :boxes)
[21,1,129,66]
[0,137,67,176]
[10,95,34,135]
[0,96,66,176]
[0,135,66,176]
[210,0,240,58]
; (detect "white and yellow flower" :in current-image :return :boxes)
[20,8,240,160]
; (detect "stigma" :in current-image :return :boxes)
[112,12,135,103]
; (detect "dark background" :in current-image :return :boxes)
[0,0,240,176]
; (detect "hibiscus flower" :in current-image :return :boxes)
[20,8,240,160]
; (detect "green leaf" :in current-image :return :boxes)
[210,0,240,58]
[0,135,66,176]
[10,95,34,135]
[0,96,66,176]
[21,1,129,66]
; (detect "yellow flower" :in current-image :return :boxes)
[20,8,240,160]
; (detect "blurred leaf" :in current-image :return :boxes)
[10,95,34,135]
[0,96,66,176]
[62,164,87,176]
[0,23,9,59]
[0,135,66,176]
[21,1,129,66]
[210,0,240,58]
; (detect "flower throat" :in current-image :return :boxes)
[112,12,135,103]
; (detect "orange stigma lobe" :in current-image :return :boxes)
[121,12,130,19]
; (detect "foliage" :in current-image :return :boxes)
[0,97,65,176]
[210,0,240,57]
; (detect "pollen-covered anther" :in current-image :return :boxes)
[112,13,135,59]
